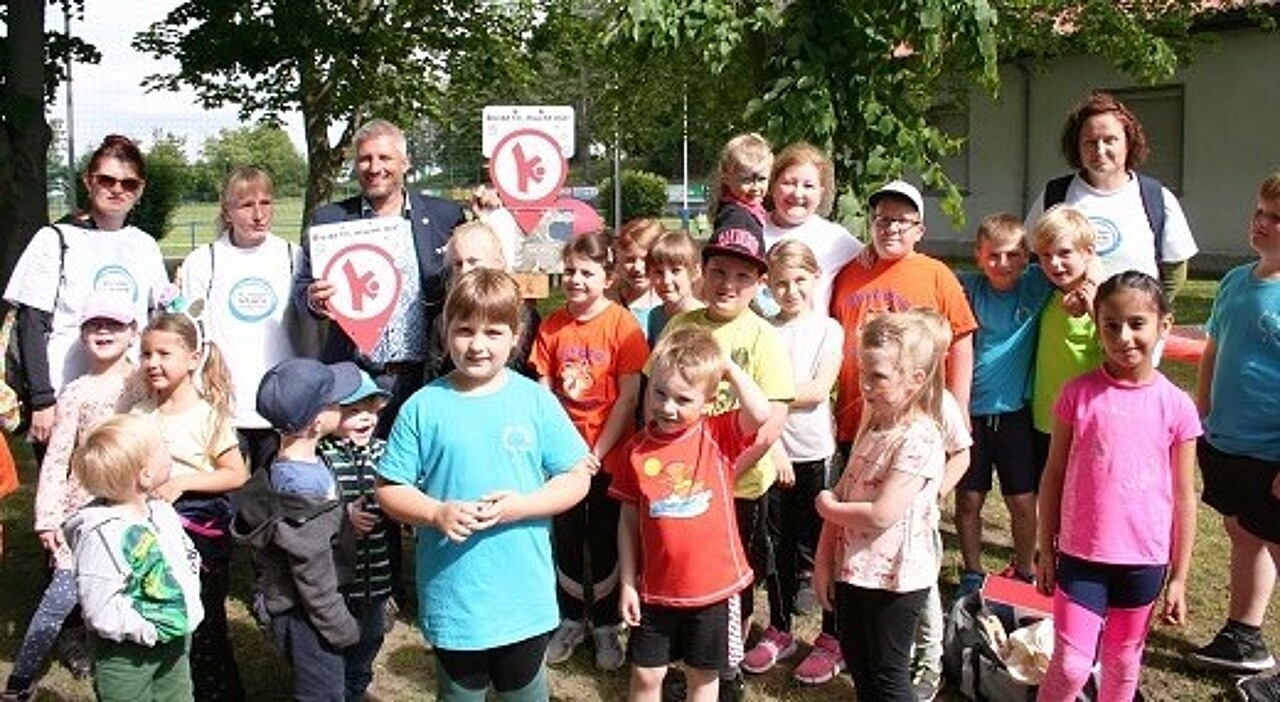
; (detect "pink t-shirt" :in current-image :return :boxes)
[1055,368,1201,565]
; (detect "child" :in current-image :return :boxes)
[813,311,948,701]
[763,142,863,314]
[708,132,772,225]
[375,269,594,700]
[644,229,704,345]
[64,414,204,702]
[233,357,364,701]
[3,295,138,700]
[318,370,395,701]
[655,208,794,696]
[1036,272,1200,700]
[954,214,1056,593]
[611,326,772,702]
[741,240,843,677]
[532,231,649,670]
[610,218,666,331]
[1029,205,1102,471]
[1187,172,1280,686]
[131,311,249,702]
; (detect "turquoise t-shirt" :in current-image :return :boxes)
[960,266,1054,416]
[377,371,588,651]
[1204,263,1280,461]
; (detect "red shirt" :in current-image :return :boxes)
[608,414,755,607]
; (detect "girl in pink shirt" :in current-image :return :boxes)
[1036,271,1201,701]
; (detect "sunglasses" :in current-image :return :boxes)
[91,173,144,193]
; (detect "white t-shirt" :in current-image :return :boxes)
[1025,174,1198,279]
[179,234,307,428]
[774,312,843,462]
[3,223,167,395]
[763,215,863,314]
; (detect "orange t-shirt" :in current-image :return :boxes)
[531,303,649,449]
[608,414,755,607]
[828,253,977,441]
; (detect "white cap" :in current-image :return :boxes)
[869,179,925,221]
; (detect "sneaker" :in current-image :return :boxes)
[793,633,845,685]
[545,619,587,665]
[1188,624,1276,674]
[717,670,745,702]
[593,625,626,671]
[1238,670,1280,701]
[741,626,797,674]
[956,570,986,599]
[913,670,942,701]
[54,628,93,680]
[0,680,33,702]
[383,597,400,634]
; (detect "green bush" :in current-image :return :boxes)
[73,137,188,241]
[598,169,668,225]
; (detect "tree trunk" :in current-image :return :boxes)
[1,1,52,289]
[298,59,357,240]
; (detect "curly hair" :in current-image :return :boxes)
[1060,91,1149,172]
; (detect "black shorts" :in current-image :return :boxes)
[1199,439,1280,544]
[958,408,1040,495]
[628,599,729,671]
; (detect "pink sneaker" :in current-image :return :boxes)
[741,626,797,674]
[793,633,845,685]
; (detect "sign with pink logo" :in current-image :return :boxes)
[308,218,408,354]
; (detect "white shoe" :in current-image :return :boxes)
[545,619,587,665]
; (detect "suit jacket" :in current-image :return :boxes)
[294,190,466,366]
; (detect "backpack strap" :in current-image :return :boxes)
[1043,175,1073,210]
[206,242,216,303]
[1136,172,1167,267]
[46,224,69,309]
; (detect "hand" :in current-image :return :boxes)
[306,280,337,319]
[619,583,642,627]
[774,451,795,488]
[434,500,496,543]
[347,496,380,536]
[1062,280,1097,318]
[38,529,63,553]
[813,559,835,611]
[1161,578,1188,626]
[29,406,56,443]
[151,480,184,504]
[470,186,503,215]
[476,489,526,525]
[1035,550,1056,596]
[814,489,840,520]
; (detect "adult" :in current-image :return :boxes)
[178,166,318,473]
[296,118,468,435]
[1026,90,1198,300]
[3,134,168,452]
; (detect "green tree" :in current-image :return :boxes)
[613,0,1211,226]
[134,1,526,231]
[195,124,307,200]
[598,169,669,223]
[73,133,190,240]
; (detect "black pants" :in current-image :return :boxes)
[764,459,831,632]
[553,472,620,624]
[835,582,928,702]
[191,558,245,702]
[734,496,772,622]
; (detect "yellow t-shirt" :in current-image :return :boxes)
[132,399,239,480]
[658,309,795,499]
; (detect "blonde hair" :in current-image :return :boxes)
[709,132,774,217]
[143,313,234,425]
[216,166,275,235]
[446,221,505,267]
[444,268,522,332]
[647,230,701,271]
[856,312,945,443]
[766,239,821,277]
[617,218,665,253]
[74,415,164,503]
[974,212,1026,249]
[770,142,836,217]
[649,326,725,396]
[1031,204,1095,253]
[1260,172,1280,202]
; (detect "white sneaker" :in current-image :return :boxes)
[593,625,626,671]
[545,619,587,665]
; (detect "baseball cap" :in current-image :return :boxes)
[703,204,767,274]
[78,293,137,327]
[340,370,392,406]
[256,359,362,433]
[868,179,925,220]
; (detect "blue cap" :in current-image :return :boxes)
[340,370,391,406]
[256,359,362,433]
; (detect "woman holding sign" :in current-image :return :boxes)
[178,166,318,474]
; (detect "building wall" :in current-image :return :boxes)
[920,26,1280,272]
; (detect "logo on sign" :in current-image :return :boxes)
[489,128,567,208]
[320,243,403,354]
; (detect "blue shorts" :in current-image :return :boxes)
[1055,553,1166,617]
[1199,439,1280,544]
[958,407,1040,495]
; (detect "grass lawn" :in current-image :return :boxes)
[0,277,1269,700]
[161,198,309,258]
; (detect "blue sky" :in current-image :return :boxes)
[46,1,305,160]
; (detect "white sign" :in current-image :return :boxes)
[307,218,409,354]
[483,105,575,158]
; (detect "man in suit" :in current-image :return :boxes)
[295,118,467,434]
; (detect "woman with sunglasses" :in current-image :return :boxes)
[3,134,168,457]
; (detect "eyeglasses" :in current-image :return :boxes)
[871,215,921,231]
[91,173,144,193]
